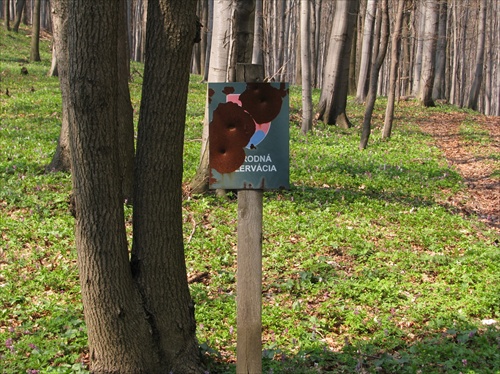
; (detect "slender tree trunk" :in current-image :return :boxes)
[418,0,439,107]
[359,0,389,150]
[12,0,26,32]
[251,0,263,66]
[382,0,405,140]
[411,0,425,96]
[116,0,135,203]
[356,0,377,103]
[468,0,487,110]
[4,0,10,31]
[30,0,41,61]
[46,0,72,173]
[300,0,313,134]
[67,0,203,372]
[432,0,447,100]
[203,0,213,82]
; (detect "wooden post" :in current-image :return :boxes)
[237,190,263,374]
[236,63,263,374]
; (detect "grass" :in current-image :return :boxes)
[1,24,500,374]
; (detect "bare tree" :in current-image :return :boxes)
[3,0,10,31]
[316,0,359,128]
[359,0,389,150]
[418,0,439,107]
[356,0,377,103]
[12,0,26,32]
[432,0,447,100]
[382,0,405,140]
[300,0,313,134]
[468,0,487,110]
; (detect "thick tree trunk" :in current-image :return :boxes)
[66,1,202,372]
[382,0,405,140]
[67,2,158,371]
[359,0,388,150]
[468,0,487,111]
[132,0,202,370]
[30,0,41,61]
[316,0,359,128]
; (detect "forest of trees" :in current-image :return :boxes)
[1,0,498,372]
[2,0,498,117]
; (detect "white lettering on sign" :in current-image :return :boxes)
[235,154,277,173]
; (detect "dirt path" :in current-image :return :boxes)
[419,112,500,234]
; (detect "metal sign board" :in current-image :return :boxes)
[208,82,289,190]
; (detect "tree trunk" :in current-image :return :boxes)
[202,0,213,82]
[316,0,359,128]
[411,0,425,96]
[190,0,233,194]
[30,0,41,62]
[382,0,405,140]
[67,0,203,372]
[300,0,313,134]
[12,0,26,32]
[252,0,263,66]
[116,0,135,203]
[468,0,487,111]
[4,0,10,31]
[359,0,389,150]
[355,0,377,103]
[46,0,71,173]
[432,0,447,100]
[418,0,439,107]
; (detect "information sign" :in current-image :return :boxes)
[208,82,289,190]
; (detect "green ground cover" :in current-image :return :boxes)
[1,25,499,373]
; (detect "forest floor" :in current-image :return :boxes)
[419,112,500,234]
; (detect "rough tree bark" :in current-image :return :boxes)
[66,1,203,372]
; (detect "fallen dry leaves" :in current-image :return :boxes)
[419,112,499,233]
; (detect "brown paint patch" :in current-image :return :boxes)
[223,86,235,95]
[239,82,288,124]
[209,102,256,174]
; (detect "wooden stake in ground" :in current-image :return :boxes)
[237,189,263,374]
